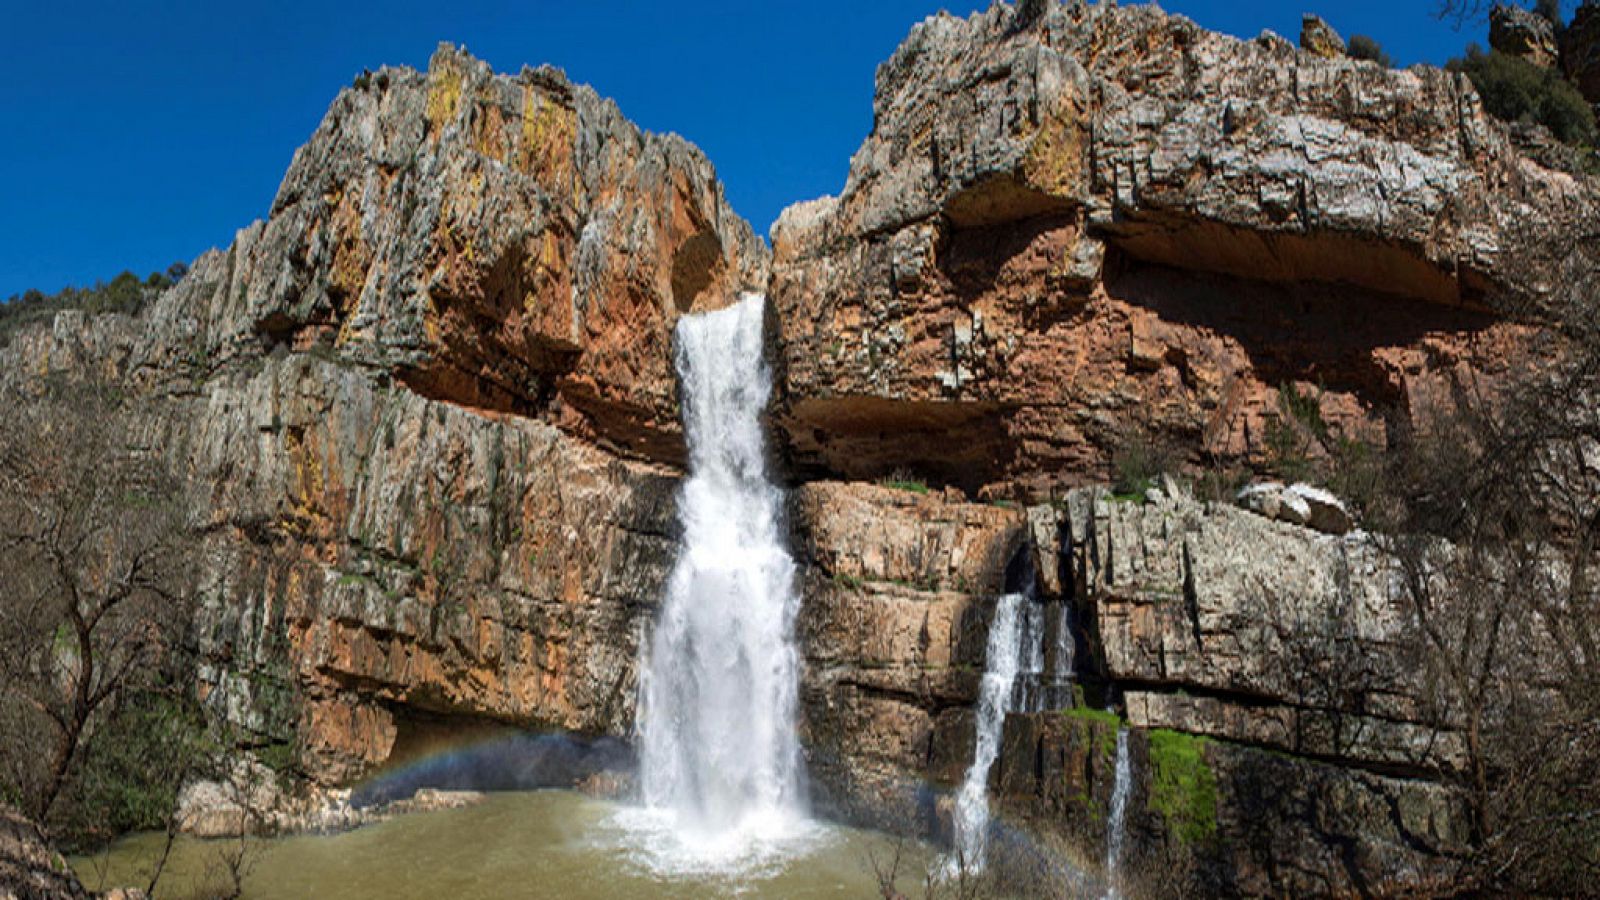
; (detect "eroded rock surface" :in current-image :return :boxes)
[0,45,745,789]
[771,1,1592,495]
[0,4,1591,898]
[1491,3,1559,68]
[151,44,766,465]
[789,482,1027,828]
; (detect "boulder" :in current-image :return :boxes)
[1237,481,1352,534]
[1285,482,1354,534]
[175,758,285,837]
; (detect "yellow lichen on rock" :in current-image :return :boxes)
[1022,109,1086,200]
[426,66,463,131]
[520,87,576,187]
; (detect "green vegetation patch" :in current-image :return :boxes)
[879,479,929,495]
[1146,729,1218,844]
[1449,46,1598,148]
[1111,430,1177,503]
[65,690,215,850]
[1061,705,1121,758]
[1,265,186,348]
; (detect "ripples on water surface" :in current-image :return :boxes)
[71,791,935,899]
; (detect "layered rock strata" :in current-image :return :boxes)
[770,0,1594,496]
[1,43,759,785]
[3,2,1596,897]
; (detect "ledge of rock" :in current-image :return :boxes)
[140,44,767,466]
[771,0,1593,494]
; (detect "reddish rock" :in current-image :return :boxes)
[771,2,1592,497]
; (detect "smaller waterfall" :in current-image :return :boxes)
[1103,726,1132,898]
[1045,600,1077,709]
[951,592,1045,871]
[1014,599,1048,714]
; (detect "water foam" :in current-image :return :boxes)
[626,294,809,875]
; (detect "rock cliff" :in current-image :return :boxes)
[2,43,758,784]
[3,2,1595,897]
[770,0,1593,496]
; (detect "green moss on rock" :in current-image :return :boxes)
[1147,729,1218,844]
[1061,705,1121,758]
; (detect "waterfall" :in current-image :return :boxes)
[1055,601,1076,687]
[950,591,1045,871]
[1103,726,1132,898]
[1020,598,1046,713]
[632,293,807,866]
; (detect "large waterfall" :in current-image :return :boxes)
[630,293,809,871]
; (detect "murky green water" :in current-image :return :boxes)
[70,791,935,899]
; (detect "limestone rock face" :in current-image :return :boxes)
[770,1,1592,495]
[1491,4,1559,68]
[154,44,767,465]
[1299,14,1347,59]
[1565,1,1600,106]
[2,5,1593,897]
[1047,488,1461,772]
[788,481,1029,829]
[0,46,745,789]
[987,487,1476,893]
[184,354,680,783]
[995,716,1470,897]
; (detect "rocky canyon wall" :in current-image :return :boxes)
[770,0,1595,497]
[3,2,1596,896]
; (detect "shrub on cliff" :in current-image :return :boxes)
[0,264,186,347]
[1449,44,1598,146]
[1347,34,1394,67]
[1112,429,1179,502]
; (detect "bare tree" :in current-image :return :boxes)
[1375,317,1600,894]
[1438,0,1570,29]
[0,376,194,826]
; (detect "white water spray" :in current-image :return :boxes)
[1104,726,1132,898]
[951,592,1045,870]
[630,294,809,871]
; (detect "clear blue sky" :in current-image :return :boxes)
[0,0,1510,297]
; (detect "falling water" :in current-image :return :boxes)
[1103,726,1132,898]
[1020,599,1047,713]
[1055,602,1076,687]
[631,294,808,870]
[951,591,1045,871]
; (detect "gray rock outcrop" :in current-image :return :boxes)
[1491,3,1559,68]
